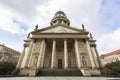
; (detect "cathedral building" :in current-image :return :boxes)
[16,11,101,76]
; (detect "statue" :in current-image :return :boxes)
[82,24,85,30]
[34,57,38,67]
[90,33,93,38]
[34,24,38,31]
[27,33,30,38]
[82,56,87,67]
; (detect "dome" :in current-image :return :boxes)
[55,11,66,17]
[50,10,70,26]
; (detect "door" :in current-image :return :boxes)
[58,59,62,69]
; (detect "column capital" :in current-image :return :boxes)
[74,38,78,41]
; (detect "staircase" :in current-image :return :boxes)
[36,69,83,76]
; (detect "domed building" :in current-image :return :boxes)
[16,11,102,76]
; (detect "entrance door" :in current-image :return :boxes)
[58,59,62,69]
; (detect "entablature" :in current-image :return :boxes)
[31,34,89,39]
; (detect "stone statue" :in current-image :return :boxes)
[27,33,30,38]
[90,33,93,38]
[34,57,38,67]
[82,24,85,30]
[34,24,38,31]
[82,56,87,67]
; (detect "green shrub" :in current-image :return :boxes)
[105,61,120,75]
[0,62,16,75]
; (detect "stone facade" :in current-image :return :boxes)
[0,44,20,63]
[17,11,101,76]
[100,49,120,66]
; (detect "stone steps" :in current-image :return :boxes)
[36,69,83,76]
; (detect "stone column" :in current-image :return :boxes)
[16,45,26,68]
[22,40,34,68]
[25,39,35,67]
[28,42,35,67]
[90,47,98,68]
[40,42,46,68]
[94,46,102,68]
[51,39,56,69]
[37,39,44,68]
[64,39,68,69]
[86,40,95,68]
[74,39,81,69]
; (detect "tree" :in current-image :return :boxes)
[105,61,120,75]
[0,62,16,75]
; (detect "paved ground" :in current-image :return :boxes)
[0,77,120,80]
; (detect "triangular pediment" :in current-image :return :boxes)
[37,26,82,33]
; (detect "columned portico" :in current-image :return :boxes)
[64,39,68,69]
[51,39,56,69]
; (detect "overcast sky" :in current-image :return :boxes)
[0,0,120,55]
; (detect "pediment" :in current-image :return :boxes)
[39,26,81,33]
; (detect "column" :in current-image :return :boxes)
[90,47,98,68]
[25,40,34,67]
[22,40,34,68]
[64,39,68,69]
[86,40,95,68]
[28,42,35,67]
[16,45,26,68]
[37,39,44,68]
[51,39,56,69]
[40,42,46,68]
[94,47,102,68]
[74,39,81,69]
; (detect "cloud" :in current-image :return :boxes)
[95,0,120,54]
[0,0,49,35]
[0,7,29,35]
[0,0,120,54]
[0,0,48,18]
[0,40,6,45]
[97,27,120,54]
